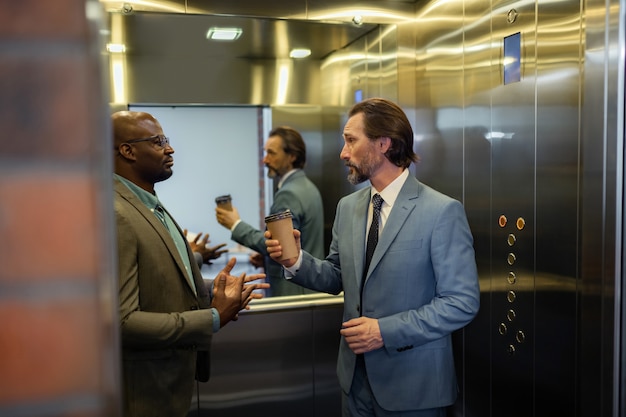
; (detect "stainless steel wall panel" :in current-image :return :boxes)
[319,31,378,107]
[189,299,344,417]
[307,0,417,24]
[320,49,352,107]
[395,21,417,123]
[114,12,376,106]
[186,0,308,20]
[100,0,187,13]
[318,35,366,248]
[534,0,582,414]
[365,29,383,98]
[413,0,465,200]
[456,0,495,413]
[349,36,370,101]
[319,49,356,248]
[379,26,399,102]
[319,106,355,249]
[580,0,622,413]
[311,306,345,416]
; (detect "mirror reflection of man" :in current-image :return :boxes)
[216,126,324,296]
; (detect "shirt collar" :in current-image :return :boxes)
[277,168,299,189]
[115,174,160,209]
[371,168,409,208]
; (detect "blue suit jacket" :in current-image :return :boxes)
[291,174,480,410]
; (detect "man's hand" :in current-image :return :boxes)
[339,317,384,354]
[185,230,228,264]
[264,229,301,268]
[215,205,241,230]
[249,252,264,269]
[210,258,269,327]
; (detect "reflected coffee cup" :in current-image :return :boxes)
[215,194,233,211]
[265,210,298,260]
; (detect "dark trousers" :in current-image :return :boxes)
[341,355,445,417]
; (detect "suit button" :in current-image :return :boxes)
[356,305,361,313]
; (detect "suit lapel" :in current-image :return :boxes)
[364,177,421,282]
[160,205,200,294]
[353,189,371,288]
[115,180,196,294]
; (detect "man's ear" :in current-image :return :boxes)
[117,143,137,161]
[378,136,392,153]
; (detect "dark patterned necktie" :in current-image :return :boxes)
[364,193,383,277]
[154,204,169,230]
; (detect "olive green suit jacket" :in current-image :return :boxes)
[114,179,214,417]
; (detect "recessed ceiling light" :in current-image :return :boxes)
[289,48,311,59]
[106,43,126,53]
[206,27,243,41]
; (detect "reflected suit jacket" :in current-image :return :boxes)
[232,169,324,295]
[114,179,214,417]
[290,175,480,411]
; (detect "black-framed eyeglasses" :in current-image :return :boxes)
[125,134,170,148]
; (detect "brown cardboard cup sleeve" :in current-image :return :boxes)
[265,210,298,260]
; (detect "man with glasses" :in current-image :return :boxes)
[112,110,268,417]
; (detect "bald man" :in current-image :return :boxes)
[112,111,268,417]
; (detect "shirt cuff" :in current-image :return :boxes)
[230,219,242,232]
[283,250,303,279]
[211,308,220,333]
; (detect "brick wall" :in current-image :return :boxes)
[0,1,120,416]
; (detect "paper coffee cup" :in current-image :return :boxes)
[215,194,233,211]
[265,210,298,260]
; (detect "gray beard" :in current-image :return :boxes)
[347,169,368,185]
[346,157,376,185]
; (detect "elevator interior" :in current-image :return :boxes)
[99,0,625,416]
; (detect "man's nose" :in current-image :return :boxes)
[340,144,349,160]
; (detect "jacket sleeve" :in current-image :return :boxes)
[231,220,268,255]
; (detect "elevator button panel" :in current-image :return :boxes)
[497,214,528,357]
